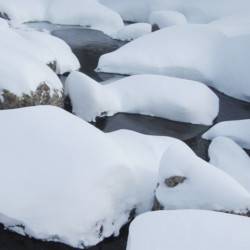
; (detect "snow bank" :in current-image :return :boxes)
[127,210,250,250]
[0,0,124,35]
[149,11,187,29]
[203,119,250,149]
[65,72,219,125]
[97,24,250,101]
[209,137,250,192]
[111,23,151,41]
[156,142,250,213]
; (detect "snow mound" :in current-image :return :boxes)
[0,106,192,248]
[127,210,250,250]
[209,137,250,192]
[99,0,150,22]
[149,10,187,29]
[0,0,124,35]
[97,24,250,101]
[109,130,181,213]
[0,23,79,75]
[111,23,151,41]
[0,106,136,248]
[203,119,250,149]
[156,142,250,213]
[65,72,219,125]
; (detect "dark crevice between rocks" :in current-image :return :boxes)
[0,223,129,250]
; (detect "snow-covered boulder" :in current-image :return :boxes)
[99,0,150,22]
[0,106,194,248]
[209,137,250,192]
[127,210,250,250]
[149,10,187,30]
[0,106,135,248]
[109,130,181,213]
[155,142,250,213]
[0,23,79,74]
[65,72,219,125]
[0,0,124,35]
[111,23,152,41]
[16,28,80,74]
[97,24,250,102]
[0,46,63,109]
[203,119,250,149]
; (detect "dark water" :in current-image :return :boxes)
[1,26,250,250]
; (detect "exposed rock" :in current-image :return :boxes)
[164,176,186,188]
[0,83,63,109]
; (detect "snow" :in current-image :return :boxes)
[127,210,250,250]
[0,23,79,75]
[0,0,124,35]
[100,0,250,24]
[99,0,150,22]
[149,11,187,29]
[0,105,192,248]
[209,137,250,193]
[65,72,219,125]
[203,119,250,149]
[0,44,62,97]
[156,142,250,212]
[111,23,151,41]
[0,106,136,248]
[97,24,250,101]
[109,130,181,213]
[15,28,80,75]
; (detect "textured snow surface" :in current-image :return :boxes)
[0,0,124,35]
[65,72,219,125]
[156,142,250,212]
[203,119,250,149]
[127,210,250,250]
[209,137,250,192]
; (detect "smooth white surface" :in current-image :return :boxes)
[66,72,219,125]
[127,210,250,250]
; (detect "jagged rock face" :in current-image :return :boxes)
[0,83,64,109]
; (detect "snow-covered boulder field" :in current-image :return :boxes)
[209,136,250,192]
[155,142,250,214]
[65,72,219,125]
[100,0,250,23]
[0,0,124,35]
[97,24,250,102]
[0,105,189,248]
[203,119,250,149]
[0,20,80,109]
[127,210,250,250]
